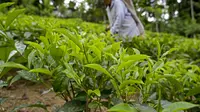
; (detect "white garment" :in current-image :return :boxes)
[106,0,140,41]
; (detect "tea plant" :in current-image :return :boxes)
[1,2,200,112]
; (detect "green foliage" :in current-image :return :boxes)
[57,100,84,112]
[108,103,137,112]
[85,64,113,79]
[1,3,200,111]
[0,62,28,71]
[9,74,21,86]
[29,68,52,75]
[5,9,25,29]
[163,102,199,112]
[17,70,38,82]
[88,89,101,97]
[0,2,14,11]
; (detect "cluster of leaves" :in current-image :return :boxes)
[1,3,200,112]
[130,32,200,63]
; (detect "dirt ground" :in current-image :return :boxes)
[0,80,65,112]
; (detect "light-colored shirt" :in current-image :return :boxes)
[106,0,140,41]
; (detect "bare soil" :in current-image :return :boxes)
[0,80,65,112]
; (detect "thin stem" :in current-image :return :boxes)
[85,95,89,112]
[99,105,102,112]
[114,79,124,102]
[61,93,68,102]
[70,81,75,98]
[66,90,73,100]
[157,85,162,112]
[83,44,89,64]
[94,108,97,112]
[125,92,128,103]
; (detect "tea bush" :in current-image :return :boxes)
[1,3,200,112]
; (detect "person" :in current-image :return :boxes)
[104,0,145,41]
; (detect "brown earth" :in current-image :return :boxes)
[0,81,65,112]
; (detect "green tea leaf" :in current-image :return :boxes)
[0,62,28,70]
[117,60,135,73]
[63,62,81,86]
[163,102,199,112]
[104,42,121,53]
[132,48,140,54]
[187,86,200,96]
[0,2,14,11]
[17,70,38,82]
[152,60,164,72]
[5,9,25,29]
[89,45,101,61]
[24,41,44,53]
[28,50,36,68]
[93,89,101,97]
[0,30,8,38]
[7,50,17,62]
[0,47,14,62]
[88,90,93,96]
[7,76,13,82]
[123,54,149,62]
[57,100,84,112]
[88,89,101,97]
[73,92,87,102]
[165,76,183,92]
[156,41,161,59]
[29,68,52,75]
[85,64,113,79]
[50,47,64,60]
[105,53,118,62]
[52,73,69,92]
[88,101,99,109]
[0,68,12,79]
[54,28,83,49]
[111,42,121,52]
[15,41,26,55]
[108,103,137,112]
[119,80,144,90]
[39,36,49,48]
[161,48,177,58]
[9,75,21,86]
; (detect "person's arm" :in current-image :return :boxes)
[110,1,125,34]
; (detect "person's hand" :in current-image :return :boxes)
[105,25,110,32]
